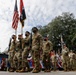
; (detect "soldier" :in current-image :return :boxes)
[69,50,76,71]
[8,35,16,72]
[32,27,43,73]
[42,36,53,72]
[62,44,70,71]
[74,52,76,71]
[13,34,23,72]
[51,50,57,71]
[20,31,31,72]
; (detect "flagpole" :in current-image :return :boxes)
[21,22,24,35]
[15,29,17,36]
[21,26,23,35]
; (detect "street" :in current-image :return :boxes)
[0,71,76,75]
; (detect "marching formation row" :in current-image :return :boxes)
[8,27,76,73]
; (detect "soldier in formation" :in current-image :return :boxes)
[69,50,76,71]
[31,27,43,73]
[20,31,31,72]
[8,35,17,72]
[13,34,23,72]
[42,36,53,72]
[51,51,57,71]
[62,44,70,71]
[8,27,76,73]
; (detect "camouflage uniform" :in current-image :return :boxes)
[62,46,70,71]
[8,41,16,70]
[13,35,23,71]
[8,35,16,72]
[69,51,76,71]
[32,27,43,73]
[42,40,53,72]
[20,31,30,72]
[75,53,76,70]
[51,52,57,71]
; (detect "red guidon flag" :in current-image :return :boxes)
[12,0,19,30]
[20,0,26,27]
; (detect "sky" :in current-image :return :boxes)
[0,0,76,52]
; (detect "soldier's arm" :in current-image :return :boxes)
[66,47,69,53]
[38,35,43,49]
[22,39,25,49]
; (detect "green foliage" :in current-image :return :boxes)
[39,12,76,50]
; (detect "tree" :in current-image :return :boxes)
[39,12,76,51]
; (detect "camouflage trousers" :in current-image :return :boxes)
[70,59,76,70]
[13,50,22,70]
[8,50,15,68]
[62,55,70,71]
[74,60,76,70]
[32,50,40,70]
[42,53,50,70]
[52,61,57,71]
[22,47,30,69]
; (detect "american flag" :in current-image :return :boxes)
[12,0,19,30]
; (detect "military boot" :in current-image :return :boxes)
[44,69,47,72]
[16,69,21,72]
[32,69,40,73]
[9,68,15,72]
[32,67,41,73]
[47,69,51,72]
[24,67,30,72]
[19,68,25,72]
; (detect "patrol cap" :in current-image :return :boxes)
[12,34,16,37]
[25,31,30,34]
[32,27,38,31]
[12,34,16,38]
[18,34,22,38]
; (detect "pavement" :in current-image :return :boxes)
[0,71,76,75]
